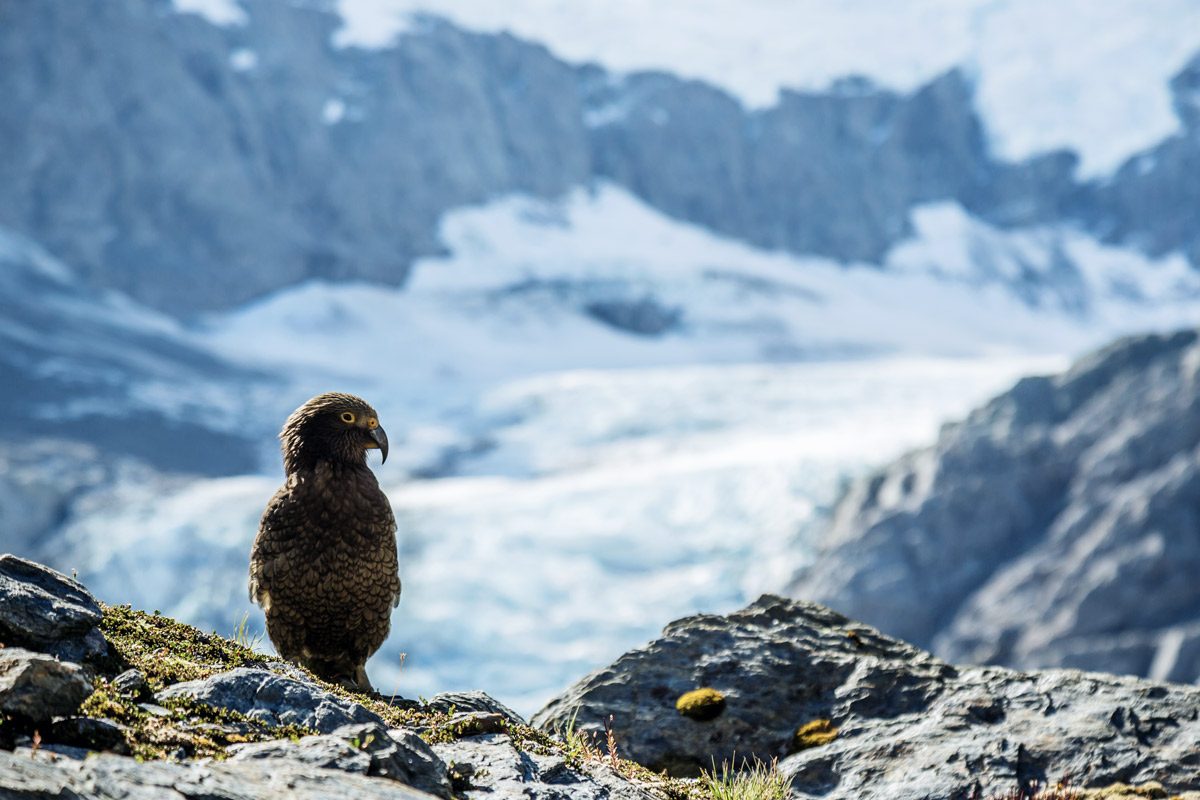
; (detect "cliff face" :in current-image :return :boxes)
[0,1,589,313]
[790,330,1200,683]
[1,2,1197,315]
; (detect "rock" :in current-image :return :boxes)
[433,734,652,800]
[789,330,1200,683]
[582,297,682,336]
[442,712,510,738]
[156,667,383,733]
[534,595,1200,798]
[229,722,452,799]
[0,553,105,660]
[228,735,373,774]
[425,690,526,725]
[340,724,451,798]
[0,748,438,799]
[45,716,130,754]
[113,668,149,697]
[0,647,93,721]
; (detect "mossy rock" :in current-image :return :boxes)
[791,719,837,752]
[675,688,726,721]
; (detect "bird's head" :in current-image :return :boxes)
[279,392,389,473]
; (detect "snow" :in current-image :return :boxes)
[326,0,1200,176]
[229,49,258,72]
[172,0,246,27]
[322,98,347,125]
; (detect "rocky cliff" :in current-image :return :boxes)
[2,1,1198,315]
[4,553,1199,799]
[789,329,1200,684]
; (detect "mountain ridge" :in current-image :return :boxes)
[2,1,1198,314]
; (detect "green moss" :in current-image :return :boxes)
[676,688,727,722]
[78,675,315,761]
[98,604,270,689]
[791,719,837,752]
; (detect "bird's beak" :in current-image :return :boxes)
[367,426,389,464]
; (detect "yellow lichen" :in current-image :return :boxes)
[675,688,727,721]
[791,718,837,751]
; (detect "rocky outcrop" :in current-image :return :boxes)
[789,330,1200,683]
[535,594,1200,798]
[0,556,667,800]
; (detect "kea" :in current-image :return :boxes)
[249,392,400,690]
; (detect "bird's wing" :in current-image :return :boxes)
[248,484,305,609]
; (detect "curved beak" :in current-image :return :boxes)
[368,426,389,464]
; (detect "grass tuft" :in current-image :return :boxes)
[699,757,790,800]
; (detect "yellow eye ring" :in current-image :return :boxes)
[340,411,356,424]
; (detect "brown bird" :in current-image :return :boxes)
[249,392,400,691]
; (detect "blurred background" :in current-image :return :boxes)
[2,0,1200,714]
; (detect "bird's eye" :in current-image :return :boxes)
[340,412,356,424]
[367,417,378,429]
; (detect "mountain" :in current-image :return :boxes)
[0,228,265,474]
[790,330,1200,683]
[2,1,1199,314]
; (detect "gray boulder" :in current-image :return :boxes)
[0,553,105,661]
[534,595,1200,798]
[0,647,93,721]
[230,722,452,799]
[156,667,383,733]
[433,733,653,800]
[0,748,438,799]
[790,329,1200,682]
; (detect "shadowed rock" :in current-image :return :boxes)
[0,554,104,661]
[0,648,93,722]
[425,691,526,725]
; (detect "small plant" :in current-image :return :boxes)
[987,782,1082,799]
[700,757,789,800]
[349,732,376,750]
[604,714,620,771]
[232,612,264,650]
[558,709,604,766]
[676,688,727,721]
[30,729,41,758]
